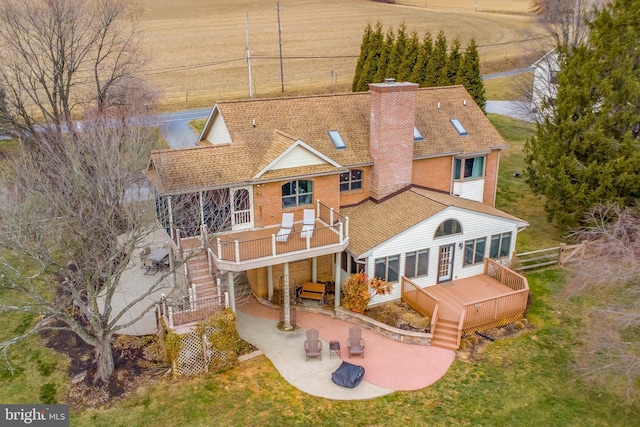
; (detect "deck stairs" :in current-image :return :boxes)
[184,249,218,301]
[430,318,460,351]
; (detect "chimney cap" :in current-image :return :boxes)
[384,78,396,84]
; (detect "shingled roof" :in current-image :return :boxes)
[341,187,528,257]
[148,85,507,195]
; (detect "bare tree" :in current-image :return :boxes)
[0,0,144,147]
[530,0,600,47]
[564,203,640,401]
[0,119,163,382]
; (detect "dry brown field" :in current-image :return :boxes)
[132,0,545,109]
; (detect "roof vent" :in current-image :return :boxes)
[252,119,256,127]
[437,102,440,109]
[463,99,467,106]
[384,78,395,84]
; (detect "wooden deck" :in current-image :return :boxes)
[401,259,529,349]
[425,276,515,321]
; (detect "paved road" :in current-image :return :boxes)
[485,100,534,122]
[152,108,210,149]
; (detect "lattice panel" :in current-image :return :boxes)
[203,326,238,372]
[174,332,206,376]
[462,313,524,336]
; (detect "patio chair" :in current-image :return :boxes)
[304,328,322,360]
[300,209,315,239]
[275,212,295,242]
[347,326,365,358]
[143,257,157,275]
[139,246,151,268]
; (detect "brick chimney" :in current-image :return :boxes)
[369,80,419,201]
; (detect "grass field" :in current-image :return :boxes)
[133,0,547,110]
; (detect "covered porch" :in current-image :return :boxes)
[401,258,529,350]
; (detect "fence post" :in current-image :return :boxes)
[168,306,174,328]
[339,221,344,244]
[558,243,566,265]
[330,207,334,226]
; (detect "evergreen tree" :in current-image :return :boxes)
[442,37,462,85]
[373,27,395,83]
[456,38,486,110]
[524,0,640,230]
[425,31,447,87]
[352,23,373,92]
[397,31,419,82]
[355,22,384,91]
[409,32,432,86]
[386,23,408,80]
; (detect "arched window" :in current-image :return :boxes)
[282,180,313,208]
[434,219,462,238]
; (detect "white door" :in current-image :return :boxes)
[231,187,253,230]
[437,244,455,283]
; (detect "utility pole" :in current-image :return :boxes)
[246,13,253,99]
[276,2,284,92]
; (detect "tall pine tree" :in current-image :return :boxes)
[456,38,486,110]
[397,31,419,82]
[425,31,447,87]
[524,0,640,230]
[442,38,462,85]
[386,23,408,80]
[409,32,432,86]
[373,27,395,83]
[352,23,373,92]
[355,22,384,91]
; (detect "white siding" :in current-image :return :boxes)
[271,145,326,170]
[363,207,519,306]
[205,112,232,145]
[452,179,484,202]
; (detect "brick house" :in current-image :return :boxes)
[148,81,529,345]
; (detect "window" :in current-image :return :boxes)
[450,119,468,135]
[435,219,462,238]
[453,157,485,180]
[374,255,400,282]
[328,130,346,149]
[281,180,313,208]
[414,127,424,141]
[490,232,512,258]
[339,169,363,192]
[464,238,486,266]
[405,249,429,278]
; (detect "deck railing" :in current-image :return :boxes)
[460,288,529,331]
[401,276,440,329]
[484,258,528,291]
[317,200,347,229]
[157,294,228,329]
[210,219,347,264]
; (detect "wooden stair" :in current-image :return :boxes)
[430,318,460,351]
[185,249,218,301]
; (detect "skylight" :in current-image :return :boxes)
[414,127,424,141]
[328,130,346,149]
[450,119,468,136]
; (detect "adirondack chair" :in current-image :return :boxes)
[347,326,365,358]
[304,328,322,360]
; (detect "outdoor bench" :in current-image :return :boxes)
[298,282,326,305]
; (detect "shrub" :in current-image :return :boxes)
[341,271,392,314]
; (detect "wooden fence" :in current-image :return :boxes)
[512,243,585,272]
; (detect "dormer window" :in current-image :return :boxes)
[328,130,346,149]
[414,127,424,141]
[450,119,468,136]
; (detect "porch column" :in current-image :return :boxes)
[311,257,317,283]
[283,262,292,330]
[334,253,341,309]
[227,271,236,313]
[199,191,205,232]
[267,265,274,302]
